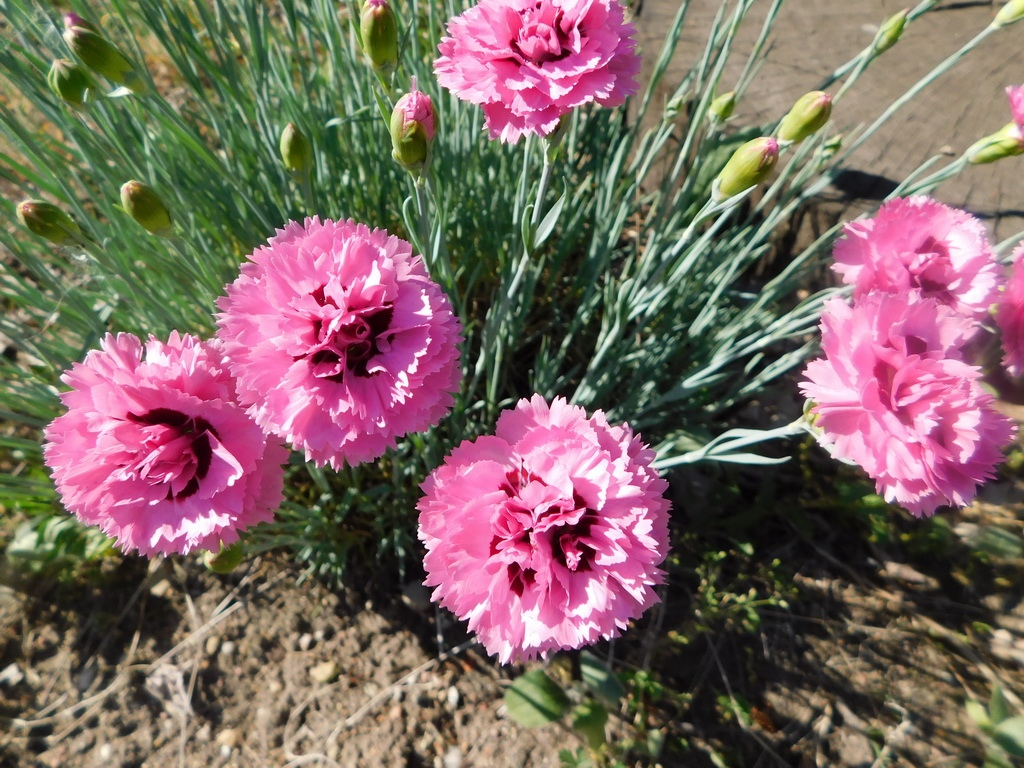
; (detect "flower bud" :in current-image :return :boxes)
[63,20,146,94]
[120,180,173,236]
[48,58,93,109]
[713,137,779,201]
[360,0,400,76]
[965,123,1024,164]
[708,91,736,122]
[16,199,82,244]
[995,0,1024,26]
[279,122,313,174]
[777,91,832,144]
[872,8,909,55]
[203,542,246,574]
[63,12,99,33]
[390,85,435,175]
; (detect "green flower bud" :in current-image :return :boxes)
[821,134,843,158]
[872,8,909,55]
[279,122,313,174]
[48,58,93,109]
[203,542,246,574]
[63,22,146,94]
[390,85,435,175]
[120,180,173,236]
[965,123,1024,164]
[713,137,779,201]
[360,0,400,76]
[16,199,82,244]
[995,0,1024,26]
[777,91,833,144]
[708,91,736,122]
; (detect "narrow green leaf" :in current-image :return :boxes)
[534,181,567,247]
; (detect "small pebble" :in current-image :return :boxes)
[0,663,24,688]
[219,641,236,659]
[205,636,221,656]
[298,632,314,651]
[195,724,212,743]
[219,744,233,758]
[216,727,241,748]
[255,706,274,730]
[99,744,114,760]
[149,579,173,598]
[310,661,340,684]
[443,746,464,768]
[446,686,460,709]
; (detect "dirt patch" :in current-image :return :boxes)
[0,556,569,767]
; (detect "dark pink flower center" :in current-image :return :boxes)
[512,2,574,65]
[301,284,394,381]
[490,465,596,597]
[906,236,954,302]
[127,408,216,500]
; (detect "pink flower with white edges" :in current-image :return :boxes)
[997,242,1024,376]
[43,332,287,556]
[216,218,461,469]
[800,293,1015,517]
[417,395,670,664]
[831,196,1000,324]
[434,0,641,143]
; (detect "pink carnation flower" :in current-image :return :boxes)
[997,242,1024,376]
[831,196,1000,324]
[800,293,1015,517]
[43,332,287,556]
[434,0,641,143]
[216,218,462,468]
[417,395,670,664]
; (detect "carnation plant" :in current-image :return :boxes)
[3,1,1024,750]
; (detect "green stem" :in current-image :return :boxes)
[836,24,996,165]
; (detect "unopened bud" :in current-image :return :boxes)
[966,123,1024,164]
[203,542,246,574]
[280,122,313,174]
[63,20,146,93]
[777,91,832,144]
[995,0,1024,26]
[120,180,173,236]
[16,200,82,244]
[360,0,400,76]
[48,58,93,109]
[391,84,435,175]
[713,137,779,201]
[821,134,843,158]
[63,12,99,33]
[873,8,909,55]
[708,91,736,122]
